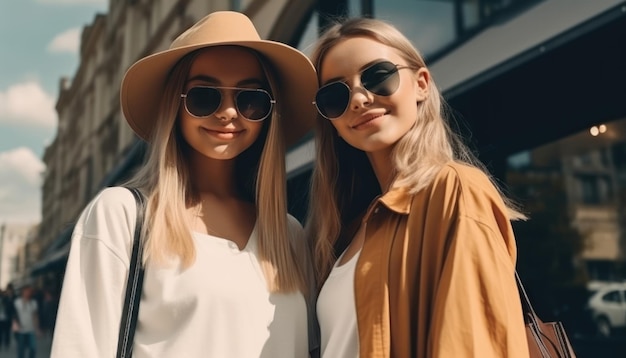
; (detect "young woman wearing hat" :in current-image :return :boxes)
[51,11,318,358]
[307,18,530,357]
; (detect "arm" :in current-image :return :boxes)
[428,213,529,357]
[50,187,138,358]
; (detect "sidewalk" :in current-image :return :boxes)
[0,333,52,358]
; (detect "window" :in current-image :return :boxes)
[602,290,621,303]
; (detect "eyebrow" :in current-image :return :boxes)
[321,59,387,85]
[186,75,265,87]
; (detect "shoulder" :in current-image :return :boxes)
[72,186,141,248]
[285,214,315,287]
[432,162,493,190]
[286,214,307,251]
[286,214,305,243]
[286,214,304,232]
[432,162,501,199]
[427,162,507,219]
[82,186,137,216]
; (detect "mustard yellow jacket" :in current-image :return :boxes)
[355,162,529,357]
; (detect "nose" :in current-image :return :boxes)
[349,82,372,112]
[214,90,238,121]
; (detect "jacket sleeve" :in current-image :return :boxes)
[50,187,137,358]
[427,209,529,357]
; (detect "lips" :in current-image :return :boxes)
[352,112,386,129]
[202,127,244,138]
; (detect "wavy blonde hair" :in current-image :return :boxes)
[125,47,305,293]
[307,18,526,283]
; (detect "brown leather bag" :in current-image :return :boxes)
[516,272,577,358]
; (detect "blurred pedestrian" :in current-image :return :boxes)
[38,289,57,338]
[0,286,15,350]
[51,10,317,358]
[13,284,40,358]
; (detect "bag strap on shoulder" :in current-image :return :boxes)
[116,186,146,358]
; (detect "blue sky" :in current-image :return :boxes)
[0,0,107,224]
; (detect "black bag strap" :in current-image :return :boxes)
[515,270,543,327]
[116,187,146,358]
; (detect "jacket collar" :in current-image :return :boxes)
[377,185,412,215]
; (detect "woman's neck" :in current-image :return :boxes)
[188,154,238,197]
[366,148,395,192]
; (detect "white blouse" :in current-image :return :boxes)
[51,187,310,358]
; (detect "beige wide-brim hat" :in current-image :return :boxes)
[120,11,317,147]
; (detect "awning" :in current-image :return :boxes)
[98,138,147,188]
[30,241,71,276]
[430,0,626,160]
[430,0,626,98]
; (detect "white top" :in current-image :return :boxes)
[317,249,361,358]
[51,187,311,358]
[14,298,38,333]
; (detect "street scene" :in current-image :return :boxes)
[1,0,626,357]
[0,335,51,358]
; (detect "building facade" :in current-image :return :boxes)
[0,223,39,290]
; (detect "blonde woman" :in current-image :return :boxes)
[307,17,530,358]
[51,11,318,358]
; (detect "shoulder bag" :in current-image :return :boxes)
[116,187,146,358]
[516,271,577,358]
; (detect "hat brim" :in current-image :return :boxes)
[120,40,317,147]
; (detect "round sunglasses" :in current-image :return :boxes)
[180,86,275,122]
[313,61,415,120]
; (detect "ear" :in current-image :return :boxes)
[413,67,430,102]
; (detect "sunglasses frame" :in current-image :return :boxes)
[312,61,415,120]
[180,85,276,122]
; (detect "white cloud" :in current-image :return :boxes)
[0,81,57,127]
[0,147,45,224]
[48,28,81,54]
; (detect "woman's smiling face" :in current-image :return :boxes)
[179,46,266,161]
[318,36,428,155]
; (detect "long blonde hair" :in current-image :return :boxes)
[307,18,526,283]
[125,47,305,293]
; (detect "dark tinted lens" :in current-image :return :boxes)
[236,90,272,121]
[185,87,221,117]
[361,61,399,96]
[315,82,351,119]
